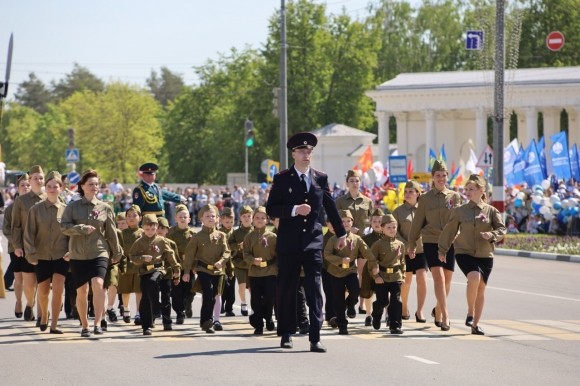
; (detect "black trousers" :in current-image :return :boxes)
[198,271,221,326]
[321,268,335,321]
[373,281,402,329]
[64,271,77,317]
[249,275,276,328]
[296,276,308,329]
[171,279,191,319]
[330,273,360,328]
[222,275,236,313]
[277,250,323,343]
[159,278,172,326]
[139,271,162,330]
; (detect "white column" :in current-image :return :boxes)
[424,110,436,170]
[375,111,390,165]
[574,106,580,146]
[524,107,538,145]
[475,108,487,155]
[542,108,560,140]
[394,112,408,158]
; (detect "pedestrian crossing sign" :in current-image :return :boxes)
[65,148,80,163]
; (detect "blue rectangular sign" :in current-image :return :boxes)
[389,155,407,183]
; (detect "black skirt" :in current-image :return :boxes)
[35,259,69,283]
[456,254,494,284]
[423,243,455,271]
[70,257,109,288]
[405,253,429,274]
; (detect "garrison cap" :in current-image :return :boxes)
[254,206,267,215]
[126,204,141,215]
[157,217,169,228]
[240,205,254,215]
[338,209,354,221]
[221,207,234,217]
[346,169,361,181]
[370,208,385,217]
[467,174,486,187]
[45,171,63,186]
[381,214,397,225]
[198,204,218,219]
[431,159,448,173]
[116,212,126,221]
[287,132,317,150]
[139,163,158,174]
[29,165,44,175]
[175,204,189,214]
[405,180,422,194]
[142,214,158,226]
[16,173,30,184]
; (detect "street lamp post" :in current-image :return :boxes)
[279,0,288,170]
[492,0,505,213]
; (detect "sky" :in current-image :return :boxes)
[0,0,418,100]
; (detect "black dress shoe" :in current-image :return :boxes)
[213,321,223,331]
[143,328,152,336]
[50,328,64,334]
[465,315,474,327]
[254,328,263,335]
[100,319,108,331]
[390,328,404,334]
[346,306,356,319]
[338,327,349,335]
[434,320,442,328]
[328,317,338,329]
[358,307,366,315]
[298,324,309,335]
[39,324,48,332]
[440,322,450,332]
[372,315,381,330]
[163,324,173,331]
[310,341,327,353]
[225,311,235,317]
[471,325,485,335]
[415,312,426,323]
[15,311,23,318]
[365,316,372,326]
[280,335,293,349]
[266,319,276,331]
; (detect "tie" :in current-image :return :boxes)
[300,174,308,193]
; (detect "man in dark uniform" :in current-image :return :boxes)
[133,163,185,217]
[266,132,346,353]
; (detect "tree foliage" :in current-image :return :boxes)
[147,67,186,108]
[52,63,105,102]
[14,73,53,114]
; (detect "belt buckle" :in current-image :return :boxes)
[259,262,267,268]
[341,263,349,269]
[146,264,154,271]
[207,264,214,270]
[386,267,394,274]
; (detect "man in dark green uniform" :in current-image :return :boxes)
[133,163,185,217]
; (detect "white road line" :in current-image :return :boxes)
[404,355,439,365]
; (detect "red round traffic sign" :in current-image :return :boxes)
[546,31,565,51]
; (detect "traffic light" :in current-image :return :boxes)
[245,119,254,148]
[68,128,75,147]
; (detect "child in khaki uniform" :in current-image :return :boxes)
[228,205,253,316]
[368,214,406,334]
[219,207,236,317]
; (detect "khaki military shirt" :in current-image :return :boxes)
[130,234,181,277]
[120,226,143,273]
[324,231,373,278]
[11,190,47,250]
[409,187,462,248]
[243,227,277,277]
[335,192,374,235]
[368,237,406,282]
[228,225,252,270]
[61,196,123,261]
[2,203,15,253]
[23,199,68,263]
[219,226,235,273]
[167,226,196,265]
[393,202,424,254]
[439,201,506,258]
[184,226,231,275]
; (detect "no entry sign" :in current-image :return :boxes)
[546,31,565,51]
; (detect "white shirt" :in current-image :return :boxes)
[291,166,311,216]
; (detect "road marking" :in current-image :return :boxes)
[448,279,580,302]
[404,355,439,365]
[486,320,580,340]
[524,320,580,333]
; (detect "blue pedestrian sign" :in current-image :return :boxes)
[65,148,80,163]
[266,160,280,182]
[466,30,484,50]
[67,171,81,185]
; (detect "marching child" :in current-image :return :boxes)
[219,207,236,317]
[118,205,143,324]
[156,217,180,331]
[228,205,254,316]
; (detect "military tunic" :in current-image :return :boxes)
[167,225,196,321]
[132,180,182,216]
[335,192,374,236]
[393,202,428,273]
[117,226,144,294]
[228,225,253,284]
[360,231,382,299]
[219,226,236,315]
[24,200,68,263]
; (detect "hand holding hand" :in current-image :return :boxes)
[295,204,311,216]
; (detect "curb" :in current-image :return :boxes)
[497,248,580,263]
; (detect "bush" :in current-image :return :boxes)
[502,234,580,255]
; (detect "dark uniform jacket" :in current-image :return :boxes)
[266,166,346,254]
[132,181,182,216]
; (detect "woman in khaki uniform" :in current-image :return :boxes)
[243,206,278,335]
[438,174,506,335]
[23,171,69,333]
[183,205,231,333]
[61,169,123,338]
[2,174,31,317]
[335,169,374,314]
[408,160,462,331]
[393,180,428,323]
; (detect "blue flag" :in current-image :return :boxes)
[549,132,572,180]
[538,136,547,179]
[571,144,580,181]
[524,139,544,187]
[439,144,447,163]
[512,145,526,185]
[428,148,437,172]
[504,145,518,186]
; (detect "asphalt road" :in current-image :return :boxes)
[1,233,579,385]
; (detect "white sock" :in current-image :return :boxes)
[213,296,222,321]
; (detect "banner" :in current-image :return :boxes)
[549,131,572,180]
[504,144,518,186]
[523,139,544,187]
[537,136,547,179]
[439,144,447,163]
[512,145,526,185]
[571,144,580,181]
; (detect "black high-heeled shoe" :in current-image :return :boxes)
[440,321,450,331]
[471,325,484,335]
[39,324,48,332]
[402,314,410,320]
[465,315,474,326]
[415,312,426,323]
[431,307,436,318]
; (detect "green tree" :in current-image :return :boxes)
[14,73,53,114]
[51,63,105,102]
[59,83,163,182]
[147,67,186,108]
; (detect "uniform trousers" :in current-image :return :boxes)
[248,275,276,328]
[159,278,172,326]
[277,250,323,343]
[221,275,236,313]
[139,271,162,330]
[321,268,335,321]
[330,273,360,328]
[296,276,309,330]
[198,271,221,326]
[171,279,191,319]
[373,281,403,329]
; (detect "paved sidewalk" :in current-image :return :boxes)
[497,248,580,263]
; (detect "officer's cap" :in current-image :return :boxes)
[157,217,169,228]
[466,174,486,188]
[45,171,63,186]
[126,204,141,215]
[431,159,448,174]
[381,214,397,226]
[370,208,385,218]
[240,205,254,216]
[287,132,317,150]
[339,209,354,221]
[221,207,234,218]
[29,165,44,175]
[405,180,422,194]
[346,169,361,181]
[142,214,158,226]
[139,163,158,174]
[198,204,218,219]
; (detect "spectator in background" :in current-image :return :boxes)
[108,178,124,196]
[232,184,245,225]
[506,216,519,234]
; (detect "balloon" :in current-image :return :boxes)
[543,212,554,221]
[549,195,560,204]
[511,188,520,196]
[533,185,542,192]
[552,201,562,210]
[514,198,523,208]
[571,207,579,216]
[541,179,551,190]
[562,199,570,209]
[532,195,543,205]
[516,192,526,200]
[261,182,268,189]
[569,198,578,207]
[539,205,550,215]
[532,202,542,214]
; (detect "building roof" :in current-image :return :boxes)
[312,123,376,138]
[374,66,580,91]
